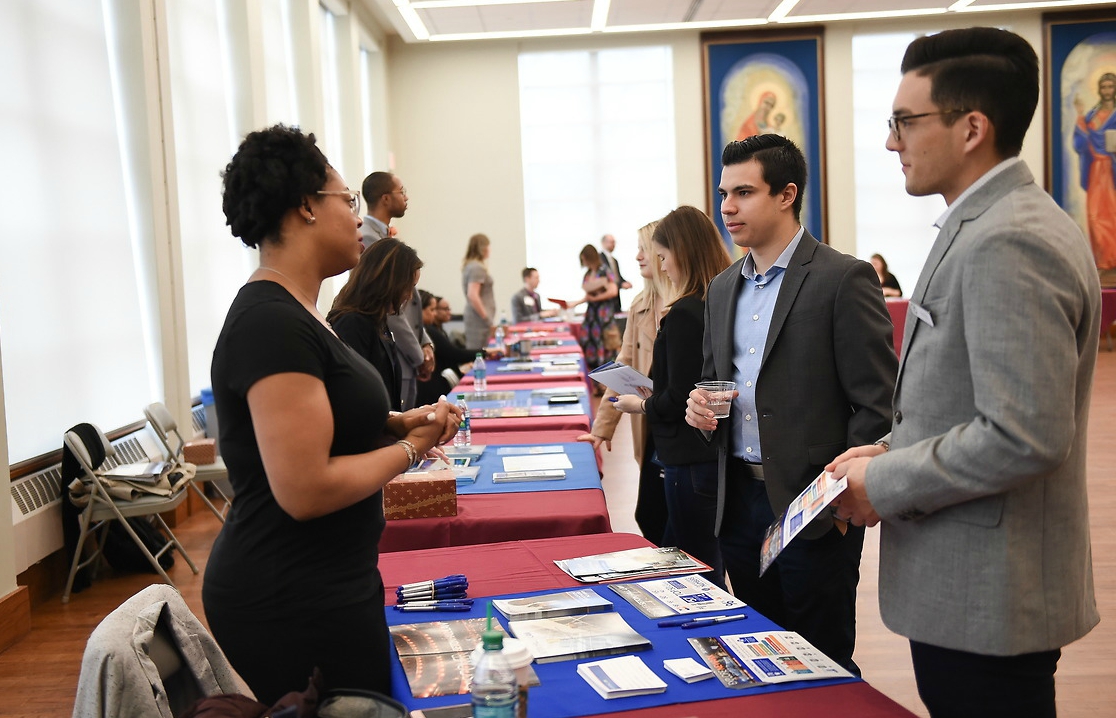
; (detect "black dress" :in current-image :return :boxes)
[204,281,394,704]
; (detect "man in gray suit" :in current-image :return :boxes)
[685,134,897,672]
[829,28,1101,717]
[361,171,433,409]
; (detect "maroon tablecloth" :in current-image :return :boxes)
[1101,289,1116,349]
[379,534,918,718]
[378,488,611,552]
[885,298,907,356]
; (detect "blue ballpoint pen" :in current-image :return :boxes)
[397,581,468,596]
[680,614,748,630]
[658,614,743,628]
[397,575,467,592]
[398,587,468,600]
[394,602,473,612]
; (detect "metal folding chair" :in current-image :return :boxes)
[61,426,198,603]
[144,402,231,522]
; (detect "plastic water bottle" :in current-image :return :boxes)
[473,353,487,393]
[454,393,471,448]
[495,314,508,355]
[471,629,518,718]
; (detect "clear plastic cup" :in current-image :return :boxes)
[696,381,736,419]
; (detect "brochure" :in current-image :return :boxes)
[492,588,613,621]
[555,546,711,584]
[507,612,651,663]
[689,631,852,689]
[608,574,745,619]
[587,360,653,395]
[577,655,667,699]
[501,453,573,472]
[760,470,848,576]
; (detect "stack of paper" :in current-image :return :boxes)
[577,655,668,699]
[507,612,651,663]
[609,574,745,618]
[555,546,711,583]
[493,588,613,621]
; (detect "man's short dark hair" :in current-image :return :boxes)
[361,171,396,205]
[901,27,1038,158]
[522,267,537,281]
[721,134,807,221]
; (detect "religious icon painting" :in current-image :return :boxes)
[702,28,826,251]
[1045,10,1116,285]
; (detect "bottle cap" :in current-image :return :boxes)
[457,393,465,400]
[481,629,504,651]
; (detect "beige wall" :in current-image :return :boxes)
[385,31,710,317]
[384,9,1046,311]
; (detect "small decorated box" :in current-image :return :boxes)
[183,438,217,465]
[383,469,457,520]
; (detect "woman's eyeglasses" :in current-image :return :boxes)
[316,189,362,217]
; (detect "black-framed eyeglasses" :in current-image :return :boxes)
[887,109,970,141]
[316,189,361,217]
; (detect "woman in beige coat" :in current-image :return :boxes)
[578,220,672,544]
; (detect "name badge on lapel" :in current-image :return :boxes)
[909,301,935,328]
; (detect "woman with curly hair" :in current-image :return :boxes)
[328,239,424,412]
[204,124,459,703]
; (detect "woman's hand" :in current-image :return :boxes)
[576,433,612,452]
[611,394,645,414]
[387,398,462,445]
[405,399,459,453]
[635,385,653,399]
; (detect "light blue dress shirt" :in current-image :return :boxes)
[730,228,804,461]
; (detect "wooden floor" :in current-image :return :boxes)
[2,351,1114,718]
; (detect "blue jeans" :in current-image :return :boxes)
[663,461,725,590]
[718,474,864,674]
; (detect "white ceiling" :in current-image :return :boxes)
[363,0,1114,43]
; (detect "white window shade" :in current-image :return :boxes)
[853,32,941,293]
[0,0,156,461]
[166,0,257,396]
[518,46,676,306]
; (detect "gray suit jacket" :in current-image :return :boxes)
[702,232,897,540]
[866,160,1101,655]
[361,222,431,410]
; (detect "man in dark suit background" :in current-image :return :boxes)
[685,135,897,672]
[599,233,631,313]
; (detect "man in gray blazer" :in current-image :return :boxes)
[361,171,434,409]
[685,134,897,672]
[829,28,1100,717]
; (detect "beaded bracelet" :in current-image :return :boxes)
[396,439,417,466]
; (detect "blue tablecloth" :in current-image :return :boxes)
[456,442,600,496]
[386,584,860,718]
[471,357,587,381]
[464,388,591,417]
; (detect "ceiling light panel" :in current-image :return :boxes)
[416,0,593,35]
[607,0,691,26]
[962,0,1108,9]
[788,0,948,15]
[692,0,784,22]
